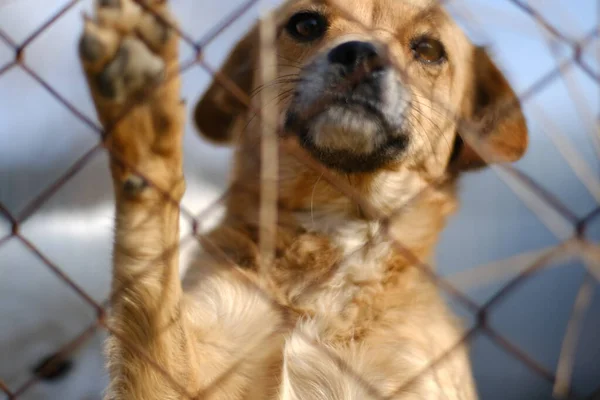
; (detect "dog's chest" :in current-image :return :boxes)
[277,211,393,335]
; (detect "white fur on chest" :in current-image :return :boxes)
[294,210,392,321]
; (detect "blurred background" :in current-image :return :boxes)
[0,0,599,399]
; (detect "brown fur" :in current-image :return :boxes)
[78,0,527,398]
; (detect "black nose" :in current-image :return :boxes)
[328,41,381,72]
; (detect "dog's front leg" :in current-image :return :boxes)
[78,1,198,398]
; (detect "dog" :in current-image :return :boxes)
[78,0,528,398]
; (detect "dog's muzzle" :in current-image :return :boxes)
[285,40,410,173]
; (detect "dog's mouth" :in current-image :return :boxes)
[284,72,411,173]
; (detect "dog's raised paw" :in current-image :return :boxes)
[79,0,184,198]
[79,0,176,104]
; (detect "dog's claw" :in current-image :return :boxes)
[79,33,105,63]
[96,68,117,98]
[123,175,148,195]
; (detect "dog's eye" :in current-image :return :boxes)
[411,37,446,64]
[286,12,328,42]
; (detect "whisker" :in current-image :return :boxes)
[276,53,303,66]
[408,97,456,161]
[251,77,300,97]
[251,63,302,72]
[243,90,295,135]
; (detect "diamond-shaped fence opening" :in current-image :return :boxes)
[580,38,599,79]
[0,42,11,69]
[0,0,599,399]
[0,68,102,217]
[0,238,102,397]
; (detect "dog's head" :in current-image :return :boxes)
[194,0,528,212]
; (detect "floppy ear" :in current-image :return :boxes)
[194,27,258,144]
[449,47,528,171]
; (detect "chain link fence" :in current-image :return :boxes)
[0,0,599,399]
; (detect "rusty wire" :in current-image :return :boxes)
[0,0,598,399]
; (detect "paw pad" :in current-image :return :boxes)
[79,0,173,102]
[96,38,165,101]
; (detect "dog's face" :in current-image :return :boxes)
[280,0,475,174]
[195,0,528,206]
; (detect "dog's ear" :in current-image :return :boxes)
[194,27,258,145]
[449,47,528,171]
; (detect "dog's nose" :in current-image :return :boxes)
[328,41,382,72]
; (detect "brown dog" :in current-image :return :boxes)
[79,0,527,398]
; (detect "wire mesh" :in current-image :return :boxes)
[0,0,598,399]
